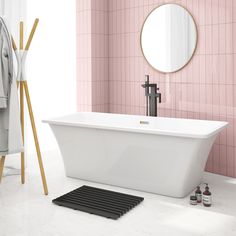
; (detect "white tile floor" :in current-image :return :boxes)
[1,150,236,236]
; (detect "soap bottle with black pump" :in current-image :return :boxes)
[203,183,212,207]
[195,186,202,203]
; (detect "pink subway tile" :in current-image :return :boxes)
[219,24,226,54]
[227,146,235,177]
[198,0,206,25]
[205,55,213,84]
[199,55,206,84]
[193,84,200,112]
[218,55,226,85]
[206,84,213,117]
[219,85,227,117]
[212,55,220,84]
[225,23,233,54]
[218,0,226,23]
[226,55,233,85]
[233,23,236,53]
[130,82,136,105]
[212,25,219,54]
[199,84,206,114]
[198,26,206,55]
[211,0,219,24]
[205,0,212,25]
[205,25,212,55]
[226,85,234,117]
[225,0,233,23]
[187,83,194,112]
[234,0,236,22]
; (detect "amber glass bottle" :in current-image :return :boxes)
[195,186,202,203]
[203,184,212,207]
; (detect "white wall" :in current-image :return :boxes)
[0,0,26,36]
[26,0,76,154]
[2,0,76,170]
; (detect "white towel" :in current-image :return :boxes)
[8,71,23,154]
[0,16,23,155]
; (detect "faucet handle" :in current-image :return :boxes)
[158,93,161,103]
[145,75,149,83]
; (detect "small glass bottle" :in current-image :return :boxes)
[195,186,202,203]
[190,195,197,205]
[203,183,212,207]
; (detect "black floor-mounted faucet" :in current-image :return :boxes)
[141,75,161,117]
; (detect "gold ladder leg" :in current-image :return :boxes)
[0,156,6,183]
[23,81,48,195]
[19,21,25,184]
[20,82,25,184]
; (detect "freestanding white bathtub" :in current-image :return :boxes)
[43,112,227,198]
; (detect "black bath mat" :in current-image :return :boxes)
[52,185,144,219]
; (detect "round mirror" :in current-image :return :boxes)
[141,4,197,73]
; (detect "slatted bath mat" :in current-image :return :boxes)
[52,185,144,219]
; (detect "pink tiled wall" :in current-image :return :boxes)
[77,0,236,178]
[77,0,92,111]
[77,0,109,112]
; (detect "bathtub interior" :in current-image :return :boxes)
[43,112,228,138]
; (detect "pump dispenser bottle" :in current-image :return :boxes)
[195,186,202,203]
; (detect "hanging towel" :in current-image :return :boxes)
[0,19,9,109]
[0,17,23,155]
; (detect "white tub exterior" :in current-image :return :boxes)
[43,112,227,198]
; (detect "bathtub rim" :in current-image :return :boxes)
[43,112,228,139]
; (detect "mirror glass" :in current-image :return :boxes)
[141,4,197,73]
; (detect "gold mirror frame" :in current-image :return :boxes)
[140,3,198,74]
